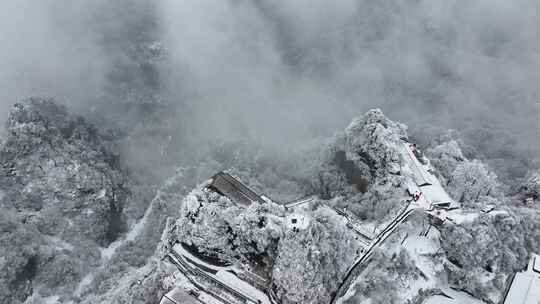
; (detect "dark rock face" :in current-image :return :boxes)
[0,98,131,303]
[332,150,369,193]
[311,109,409,223]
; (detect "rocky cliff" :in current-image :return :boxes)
[2,102,539,304]
[0,98,135,303]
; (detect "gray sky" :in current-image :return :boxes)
[158,0,540,157]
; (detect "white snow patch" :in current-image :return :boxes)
[398,231,443,299]
[489,210,509,217]
[504,255,540,304]
[338,284,358,304]
[402,231,487,304]
[100,243,118,261]
[43,295,60,304]
[74,273,94,296]
[403,233,439,257]
[101,198,156,260]
[445,210,479,224]
[97,188,106,199]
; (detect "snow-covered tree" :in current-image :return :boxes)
[272,207,357,304]
[448,160,499,204]
[170,188,285,273]
[347,249,421,304]
[439,211,540,301]
[427,140,465,182]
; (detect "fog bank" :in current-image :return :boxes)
[0,0,539,175]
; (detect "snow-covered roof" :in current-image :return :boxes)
[160,287,199,304]
[208,172,266,205]
[399,140,455,207]
[503,254,540,304]
[171,243,272,304]
[401,142,432,186]
[421,184,454,206]
[284,196,315,209]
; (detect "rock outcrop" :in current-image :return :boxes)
[157,109,410,304]
[1,97,129,245]
[0,98,132,303]
[311,109,410,227]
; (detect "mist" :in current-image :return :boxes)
[1,0,539,176]
[158,0,540,160]
[0,1,108,121]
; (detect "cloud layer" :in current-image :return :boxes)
[1,0,538,169]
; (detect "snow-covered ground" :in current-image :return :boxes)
[503,254,540,304]
[401,228,484,304]
[334,137,492,304]
[285,213,310,231]
[43,295,60,304]
[339,221,486,304]
[335,207,418,304]
[284,196,314,209]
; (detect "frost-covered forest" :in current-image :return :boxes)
[1,1,540,304]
